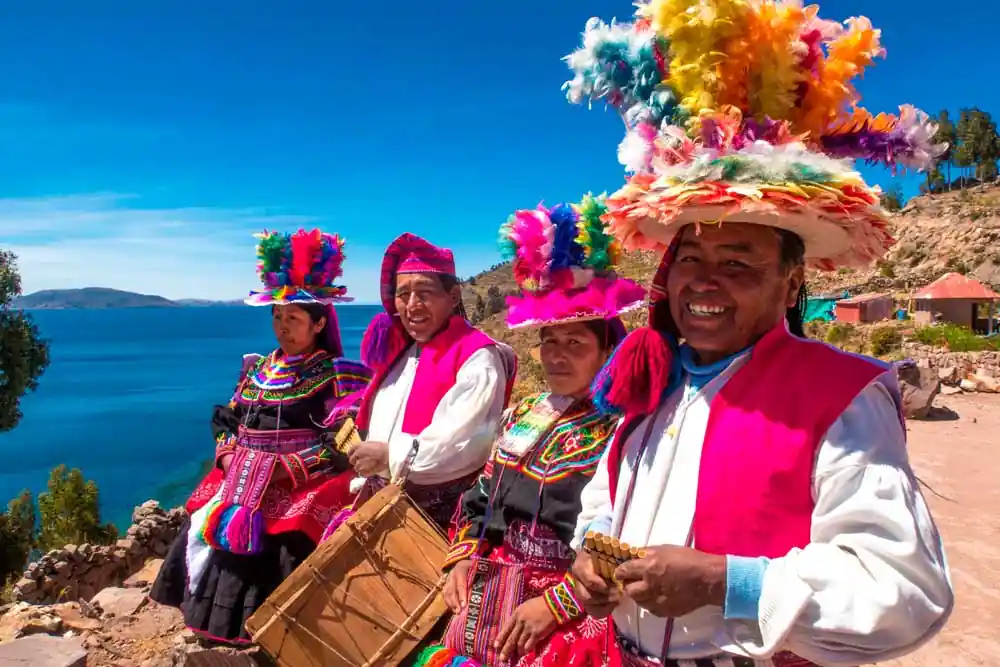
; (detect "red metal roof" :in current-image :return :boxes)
[837,292,891,305]
[912,272,1000,300]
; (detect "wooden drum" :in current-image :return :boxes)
[245,482,450,667]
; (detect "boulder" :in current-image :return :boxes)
[937,366,958,384]
[895,361,941,419]
[972,374,1000,393]
[124,559,164,590]
[0,634,86,666]
[51,602,102,633]
[0,602,63,642]
[91,587,148,618]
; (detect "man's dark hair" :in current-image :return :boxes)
[776,229,808,338]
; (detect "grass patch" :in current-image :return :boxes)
[913,324,1000,352]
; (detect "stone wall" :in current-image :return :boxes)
[902,344,1000,391]
[903,344,1000,376]
[11,501,184,605]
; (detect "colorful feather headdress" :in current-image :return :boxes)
[498,194,646,329]
[245,229,352,306]
[563,0,946,270]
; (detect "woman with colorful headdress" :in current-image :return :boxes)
[150,229,372,645]
[413,195,644,667]
[539,3,953,667]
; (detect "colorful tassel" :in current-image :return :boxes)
[411,646,480,667]
[360,311,394,369]
[591,327,680,416]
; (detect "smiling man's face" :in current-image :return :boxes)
[666,223,804,364]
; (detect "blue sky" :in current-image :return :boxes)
[1,1,997,302]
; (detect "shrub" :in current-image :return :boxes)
[0,490,35,587]
[869,325,903,357]
[913,323,999,352]
[36,466,117,552]
[824,323,855,345]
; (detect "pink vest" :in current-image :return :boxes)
[608,324,897,558]
[356,315,515,436]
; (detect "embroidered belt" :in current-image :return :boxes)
[236,426,320,454]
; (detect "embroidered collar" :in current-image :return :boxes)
[250,349,328,390]
[499,393,577,457]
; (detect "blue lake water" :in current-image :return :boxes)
[0,305,380,529]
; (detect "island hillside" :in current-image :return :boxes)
[12,287,179,310]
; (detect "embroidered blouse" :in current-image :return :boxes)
[211,349,372,487]
[445,392,618,626]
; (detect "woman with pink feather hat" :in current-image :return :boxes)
[412,194,645,667]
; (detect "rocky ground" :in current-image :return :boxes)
[2,393,997,666]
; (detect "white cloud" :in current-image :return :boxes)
[2,193,499,302]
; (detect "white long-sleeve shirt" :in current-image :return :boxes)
[366,344,511,485]
[574,351,953,666]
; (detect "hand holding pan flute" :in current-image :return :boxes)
[615,545,728,618]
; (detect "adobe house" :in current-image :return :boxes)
[912,272,998,334]
[835,293,894,323]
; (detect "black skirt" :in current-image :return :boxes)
[150,518,315,644]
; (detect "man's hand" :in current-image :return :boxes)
[443,560,473,614]
[495,597,557,661]
[220,454,234,474]
[615,545,726,618]
[348,441,390,477]
[569,550,620,618]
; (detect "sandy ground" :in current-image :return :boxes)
[883,392,1000,666]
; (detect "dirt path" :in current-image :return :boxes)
[884,393,1000,666]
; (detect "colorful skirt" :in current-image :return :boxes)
[415,521,575,667]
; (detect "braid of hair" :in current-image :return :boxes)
[786,283,809,338]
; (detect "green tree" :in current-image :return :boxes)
[955,108,1000,184]
[0,251,51,432]
[36,466,117,552]
[0,490,36,585]
[880,183,905,211]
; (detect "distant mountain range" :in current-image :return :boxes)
[12,288,243,310]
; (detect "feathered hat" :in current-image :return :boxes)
[245,229,352,306]
[563,0,945,270]
[499,194,646,329]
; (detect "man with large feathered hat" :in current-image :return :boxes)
[524,3,955,666]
